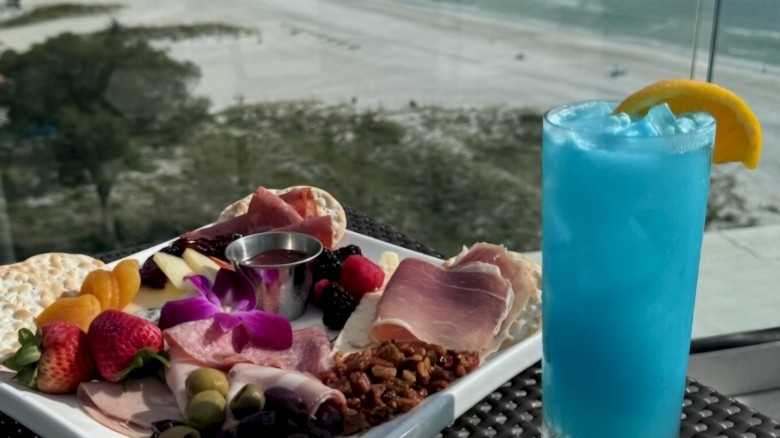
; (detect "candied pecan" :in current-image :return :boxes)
[371,364,397,381]
[396,397,418,413]
[369,356,395,368]
[342,408,370,436]
[376,342,404,364]
[401,369,416,384]
[455,364,467,377]
[416,357,431,380]
[429,379,450,392]
[350,371,372,395]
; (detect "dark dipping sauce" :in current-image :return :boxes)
[244,249,308,266]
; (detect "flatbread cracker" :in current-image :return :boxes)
[0,267,56,318]
[217,186,348,247]
[22,253,105,297]
[0,301,36,361]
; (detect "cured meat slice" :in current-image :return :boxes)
[223,364,346,429]
[77,378,182,438]
[444,243,542,354]
[278,187,318,219]
[276,215,335,250]
[165,343,208,417]
[183,214,249,239]
[371,258,513,355]
[245,187,304,230]
[163,320,332,375]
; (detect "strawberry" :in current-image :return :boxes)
[88,309,169,382]
[2,323,95,394]
[339,254,385,302]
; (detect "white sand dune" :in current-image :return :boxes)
[4,0,780,221]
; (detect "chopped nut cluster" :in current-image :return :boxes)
[318,340,480,435]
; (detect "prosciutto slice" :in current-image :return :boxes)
[223,364,346,429]
[77,378,182,438]
[276,215,335,250]
[444,243,542,354]
[163,320,332,375]
[371,258,513,355]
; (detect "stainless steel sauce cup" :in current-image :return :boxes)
[225,232,323,321]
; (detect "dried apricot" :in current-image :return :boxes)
[36,294,102,332]
[112,259,141,309]
[79,269,120,311]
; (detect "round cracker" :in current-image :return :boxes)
[22,252,105,297]
[217,193,253,221]
[0,267,56,318]
[0,301,36,361]
[216,186,348,247]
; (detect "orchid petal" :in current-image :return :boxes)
[184,275,221,306]
[231,325,251,352]
[236,310,293,351]
[213,269,257,310]
[159,295,221,330]
[213,312,242,332]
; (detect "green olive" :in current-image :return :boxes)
[185,367,229,398]
[185,389,226,429]
[229,383,266,420]
[157,425,201,438]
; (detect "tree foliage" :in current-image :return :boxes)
[0,23,210,246]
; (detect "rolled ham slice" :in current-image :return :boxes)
[223,363,346,430]
[371,258,513,356]
[77,378,182,438]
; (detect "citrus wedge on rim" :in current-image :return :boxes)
[614,79,762,169]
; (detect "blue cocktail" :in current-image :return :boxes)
[542,101,716,438]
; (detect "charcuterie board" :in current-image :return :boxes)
[0,230,542,438]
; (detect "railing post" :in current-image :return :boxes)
[706,0,722,83]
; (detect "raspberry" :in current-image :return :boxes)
[339,255,385,303]
[312,250,341,282]
[319,283,356,330]
[335,245,362,262]
[312,279,330,303]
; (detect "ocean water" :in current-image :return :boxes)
[398,0,780,68]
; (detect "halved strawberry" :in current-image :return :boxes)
[88,310,169,382]
[2,323,95,394]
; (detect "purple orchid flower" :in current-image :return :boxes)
[159,269,293,352]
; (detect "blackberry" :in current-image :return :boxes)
[313,250,341,282]
[335,244,362,262]
[319,283,356,330]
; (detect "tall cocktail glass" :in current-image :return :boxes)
[541,101,716,438]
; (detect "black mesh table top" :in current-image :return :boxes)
[3,206,780,438]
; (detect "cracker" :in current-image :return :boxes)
[0,267,55,318]
[217,194,253,221]
[22,253,105,297]
[0,301,36,361]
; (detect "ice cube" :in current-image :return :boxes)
[623,117,659,137]
[676,116,697,134]
[644,104,678,135]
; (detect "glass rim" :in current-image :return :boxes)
[543,100,717,140]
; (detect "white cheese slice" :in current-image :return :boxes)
[332,291,383,356]
[152,252,196,291]
[182,248,220,283]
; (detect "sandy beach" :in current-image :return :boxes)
[3,0,780,223]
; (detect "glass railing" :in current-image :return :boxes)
[0,0,776,262]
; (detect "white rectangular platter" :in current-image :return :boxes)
[0,230,542,438]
